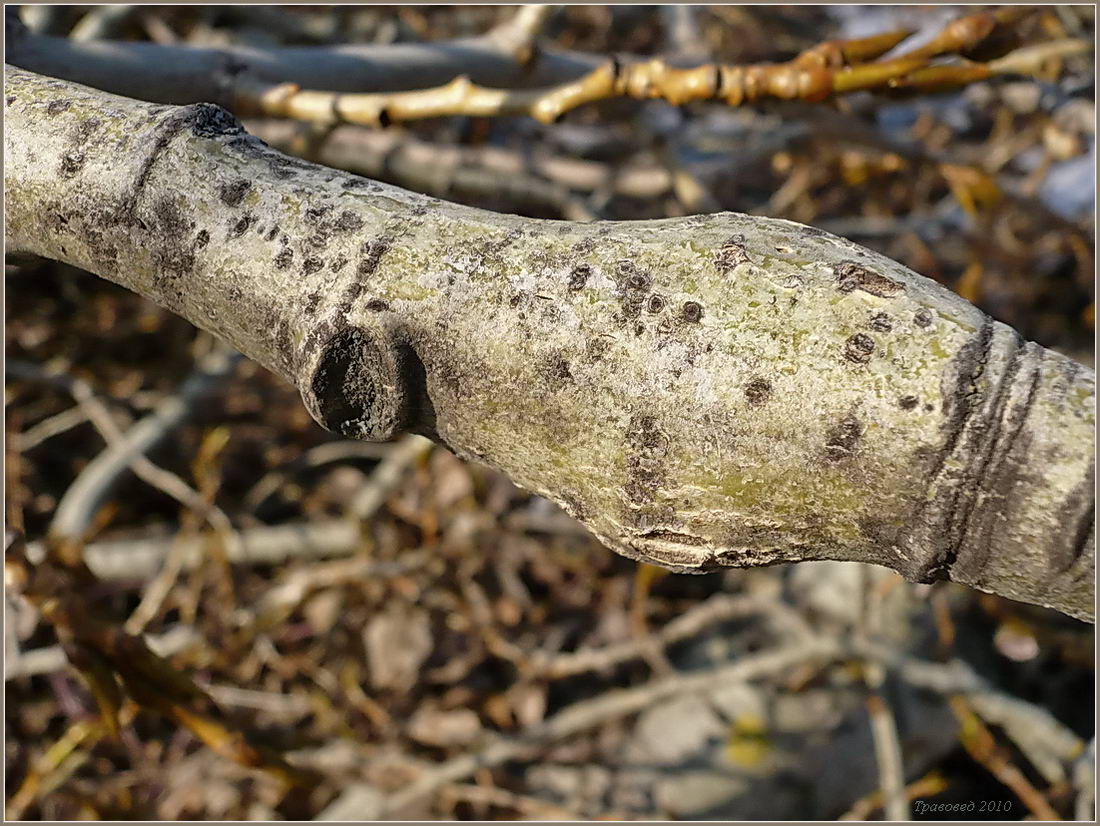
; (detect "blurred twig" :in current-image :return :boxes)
[1074,738,1096,821]
[855,568,910,821]
[529,591,812,679]
[243,439,393,512]
[235,551,432,633]
[246,119,663,218]
[21,422,431,585]
[5,711,127,819]
[11,404,90,452]
[9,541,438,683]
[48,347,241,550]
[378,637,841,816]
[68,5,136,42]
[863,641,1085,793]
[6,624,200,681]
[660,5,706,62]
[5,541,320,791]
[948,695,1062,820]
[864,672,910,820]
[485,4,556,66]
[7,4,596,102]
[839,771,948,821]
[26,518,368,582]
[236,9,1088,128]
[348,434,435,520]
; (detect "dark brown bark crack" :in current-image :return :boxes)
[948,340,1040,585]
[1056,467,1096,577]
[907,319,999,582]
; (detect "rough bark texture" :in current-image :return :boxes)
[5,68,1094,621]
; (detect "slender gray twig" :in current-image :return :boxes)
[243,439,393,512]
[11,405,90,452]
[528,592,814,678]
[7,5,594,105]
[859,640,1085,783]
[27,432,432,583]
[378,638,841,816]
[26,519,364,581]
[864,663,910,821]
[48,348,241,546]
[1075,737,1096,821]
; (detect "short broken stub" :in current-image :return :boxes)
[300,325,408,442]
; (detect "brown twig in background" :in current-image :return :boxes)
[6,546,430,683]
[5,712,130,820]
[839,771,948,821]
[6,625,200,681]
[123,529,200,637]
[5,541,320,792]
[948,694,1062,820]
[236,8,1088,128]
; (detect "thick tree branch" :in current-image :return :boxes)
[5,68,1094,621]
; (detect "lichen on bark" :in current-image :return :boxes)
[5,67,1094,621]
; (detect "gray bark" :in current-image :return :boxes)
[5,68,1094,621]
[4,8,595,107]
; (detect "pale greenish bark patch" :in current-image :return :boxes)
[5,67,1093,621]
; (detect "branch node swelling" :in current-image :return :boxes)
[301,321,411,442]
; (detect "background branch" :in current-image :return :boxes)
[5,5,595,106]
